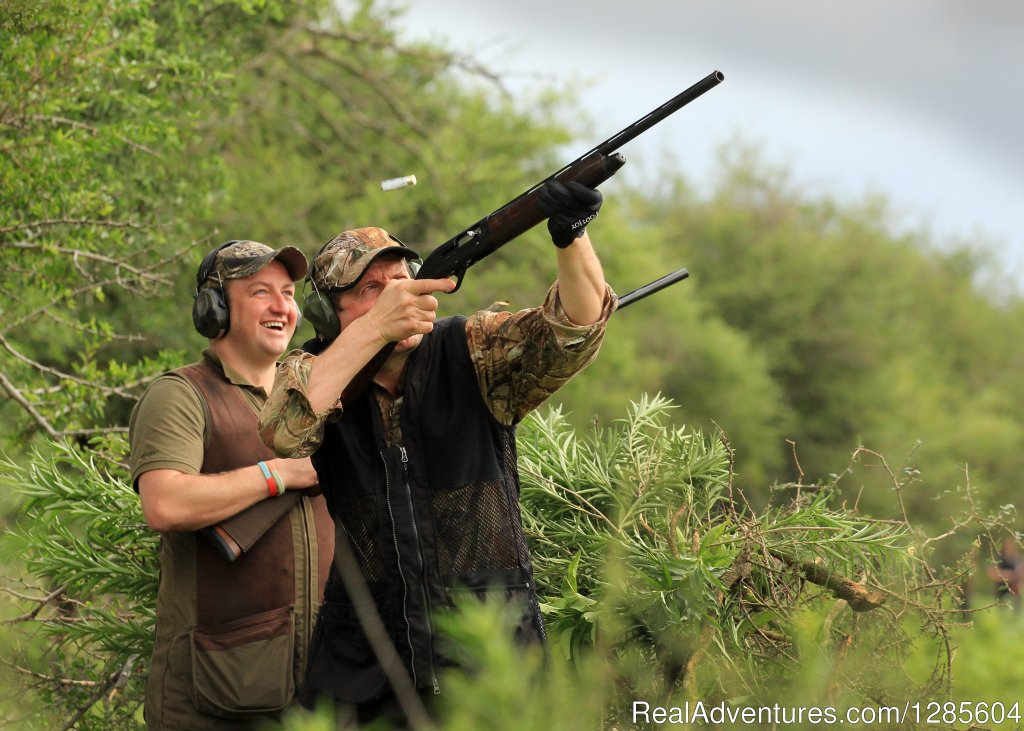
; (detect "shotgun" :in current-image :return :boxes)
[343,70,724,399]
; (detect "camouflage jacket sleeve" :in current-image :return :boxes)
[258,349,343,458]
[468,281,616,426]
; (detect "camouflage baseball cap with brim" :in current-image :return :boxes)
[203,240,308,287]
[311,227,420,291]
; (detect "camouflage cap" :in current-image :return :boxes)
[199,240,308,289]
[310,227,419,292]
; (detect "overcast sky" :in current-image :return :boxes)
[395,0,1024,283]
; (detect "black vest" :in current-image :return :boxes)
[303,317,543,704]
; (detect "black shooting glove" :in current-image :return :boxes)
[537,180,603,248]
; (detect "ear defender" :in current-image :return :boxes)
[191,240,238,339]
[303,289,340,342]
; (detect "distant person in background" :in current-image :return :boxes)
[987,536,1022,611]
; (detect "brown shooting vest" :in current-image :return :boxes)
[144,359,333,730]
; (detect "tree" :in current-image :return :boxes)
[0,0,581,450]
[0,0,308,448]
[618,145,1024,534]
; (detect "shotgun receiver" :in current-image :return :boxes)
[344,69,724,399]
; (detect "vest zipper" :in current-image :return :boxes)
[382,449,418,687]
[400,447,440,695]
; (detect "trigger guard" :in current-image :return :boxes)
[449,268,467,293]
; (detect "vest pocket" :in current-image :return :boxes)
[303,594,391,703]
[442,570,543,645]
[189,605,296,718]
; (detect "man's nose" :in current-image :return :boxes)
[269,291,291,313]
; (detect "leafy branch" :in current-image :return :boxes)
[1,440,156,729]
[516,394,982,718]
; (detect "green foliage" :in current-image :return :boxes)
[277,599,609,731]
[428,600,608,731]
[1,0,581,447]
[518,397,921,701]
[279,398,1018,731]
[500,141,1024,566]
[519,395,733,648]
[0,0,302,443]
[1,396,1016,728]
[413,401,1016,730]
[598,146,1024,544]
[0,439,155,729]
[909,608,1024,705]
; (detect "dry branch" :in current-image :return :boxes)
[771,550,887,612]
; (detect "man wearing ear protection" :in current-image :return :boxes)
[258,181,615,724]
[128,240,335,730]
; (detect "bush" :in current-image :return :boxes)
[5,396,1010,729]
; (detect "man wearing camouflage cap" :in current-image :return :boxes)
[129,239,334,729]
[259,182,614,724]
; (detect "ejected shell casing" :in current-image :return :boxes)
[380,174,417,191]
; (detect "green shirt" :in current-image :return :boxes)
[128,350,268,487]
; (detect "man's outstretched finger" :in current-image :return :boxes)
[405,277,456,295]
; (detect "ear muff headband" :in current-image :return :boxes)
[192,240,240,338]
[303,236,342,342]
[303,286,340,342]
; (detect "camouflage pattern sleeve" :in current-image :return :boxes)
[258,349,343,458]
[467,281,616,426]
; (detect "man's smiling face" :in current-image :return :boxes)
[222,260,298,362]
